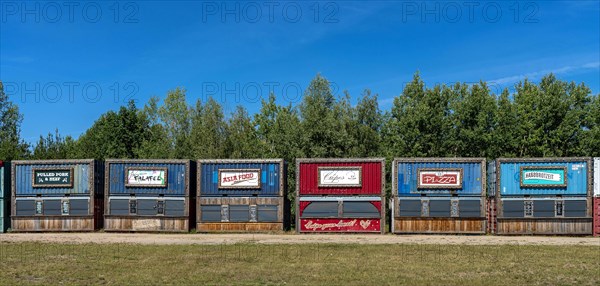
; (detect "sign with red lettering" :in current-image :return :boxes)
[417,168,463,189]
[299,218,381,232]
[218,169,261,189]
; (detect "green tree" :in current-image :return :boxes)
[352,89,382,157]
[31,129,76,159]
[383,73,455,157]
[74,100,147,159]
[449,82,496,158]
[159,88,192,158]
[583,94,600,156]
[136,97,170,159]
[493,89,519,158]
[190,97,228,159]
[538,75,590,156]
[299,74,350,158]
[226,106,261,158]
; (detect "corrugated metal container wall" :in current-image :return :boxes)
[498,161,588,196]
[594,158,599,197]
[108,162,188,196]
[298,161,384,196]
[396,161,484,196]
[0,161,9,232]
[199,161,283,196]
[14,162,91,196]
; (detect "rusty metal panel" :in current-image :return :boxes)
[297,158,385,196]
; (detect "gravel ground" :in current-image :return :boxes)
[1,233,599,245]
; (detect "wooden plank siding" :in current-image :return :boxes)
[105,217,189,232]
[392,218,486,234]
[496,218,593,235]
[11,217,95,232]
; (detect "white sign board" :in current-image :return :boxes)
[219,169,261,189]
[318,167,362,187]
[417,169,463,189]
[126,168,167,187]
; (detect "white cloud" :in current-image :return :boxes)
[487,61,600,86]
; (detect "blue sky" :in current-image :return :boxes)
[1,1,599,143]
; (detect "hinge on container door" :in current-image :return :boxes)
[555,200,564,217]
[249,205,257,222]
[524,200,534,217]
[221,205,230,222]
[156,200,165,216]
[451,199,459,217]
[61,199,70,215]
[421,199,429,217]
[129,200,137,215]
[35,200,43,215]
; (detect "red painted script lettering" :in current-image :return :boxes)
[420,174,458,185]
[299,219,381,232]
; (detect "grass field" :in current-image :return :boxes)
[0,243,598,285]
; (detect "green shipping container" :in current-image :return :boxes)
[0,161,9,232]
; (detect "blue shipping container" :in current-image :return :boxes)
[106,160,191,196]
[199,159,284,197]
[13,160,95,196]
[395,158,485,197]
[498,158,590,196]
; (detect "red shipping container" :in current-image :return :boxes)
[594,197,600,237]
[297,158,385,196]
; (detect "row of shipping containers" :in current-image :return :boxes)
[1,158,600,235]
[7,159,287,232]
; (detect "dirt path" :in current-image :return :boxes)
[1,233,599,246]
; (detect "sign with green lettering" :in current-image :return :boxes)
[32,168,74,188]
[520,166,567,188]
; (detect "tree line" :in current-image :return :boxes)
[1,73,599,202]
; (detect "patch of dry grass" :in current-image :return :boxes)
[0,243,598,285]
